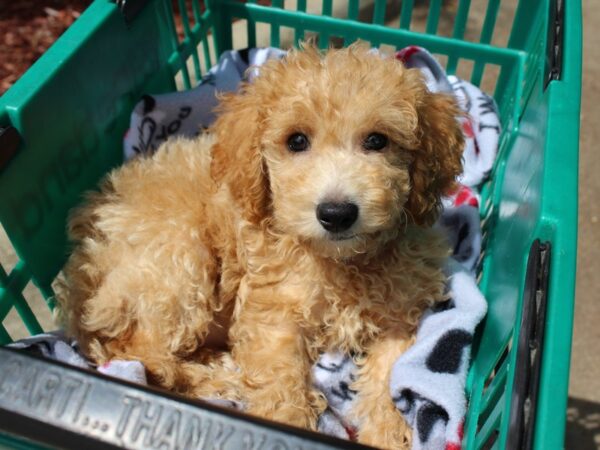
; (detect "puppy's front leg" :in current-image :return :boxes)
[230,287,324,430]
[352,331,415,449]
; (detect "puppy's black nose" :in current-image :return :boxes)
[316,202,359,233]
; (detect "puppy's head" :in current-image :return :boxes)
[211,43,464,259]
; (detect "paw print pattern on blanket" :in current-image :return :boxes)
[425,329,473,374]
[313,352,360,439]
[393,388,451,449]
[314,353,358,405]
[389,262,487,450]
[438,204,482,273]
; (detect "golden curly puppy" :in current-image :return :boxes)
[58,44,463,449]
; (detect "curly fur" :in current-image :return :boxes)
[58,43,464,449]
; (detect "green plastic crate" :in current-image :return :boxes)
[0,0,581,449]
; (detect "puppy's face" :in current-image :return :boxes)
[211,45,464,260]
[261,59,416,258]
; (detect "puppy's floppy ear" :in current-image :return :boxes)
[211,86,269,224]
[406,90,464,226]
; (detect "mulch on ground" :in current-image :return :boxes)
[1,0,92,95]
[1,0,274,96]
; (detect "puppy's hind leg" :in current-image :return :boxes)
[63,236,226,397]
[58,136,231,398]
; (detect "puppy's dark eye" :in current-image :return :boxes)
[287,133,310,152]
[363,133,388,151]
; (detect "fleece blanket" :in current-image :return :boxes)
[9,46,498,450]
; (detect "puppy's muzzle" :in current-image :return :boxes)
[316,202,359,233]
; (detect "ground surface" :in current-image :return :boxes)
[0,0,91,94]
[0,1,597,448]
[566,1,600,448]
